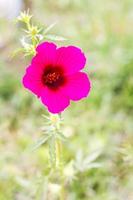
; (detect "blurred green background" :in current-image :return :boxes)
[0,0,133,200]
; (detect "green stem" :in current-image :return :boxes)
[56,140,66,200]
[56,139,61,168]
[49,113,65,199]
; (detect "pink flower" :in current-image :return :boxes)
[22,42,91,113]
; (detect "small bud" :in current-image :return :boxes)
[17,10,32,24]
[25,25,41,36]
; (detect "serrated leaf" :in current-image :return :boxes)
[43,22,57,34]
[30,135,51,152]
[44,34,67,41]
[74,150,102,172]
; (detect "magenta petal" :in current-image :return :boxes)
[36,42,57,66]
[62,72,91,101]
[25,63,44,79]
[31,54,46,71]
[27,42,58,76]
[22,71,44,97]
[41,87,70,113]
[56,46,86,75]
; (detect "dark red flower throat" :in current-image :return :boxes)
[42,66,65,89]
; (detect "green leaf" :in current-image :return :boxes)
[56,131,67,142]
[44,34,67,41]
[29,135,51,152]
[85,162,102,169]
[43,22,57,34]
[84,150,102,165]
[10,48,23,58]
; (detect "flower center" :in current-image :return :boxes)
[45,71,60,84]
[42,66,65,89]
